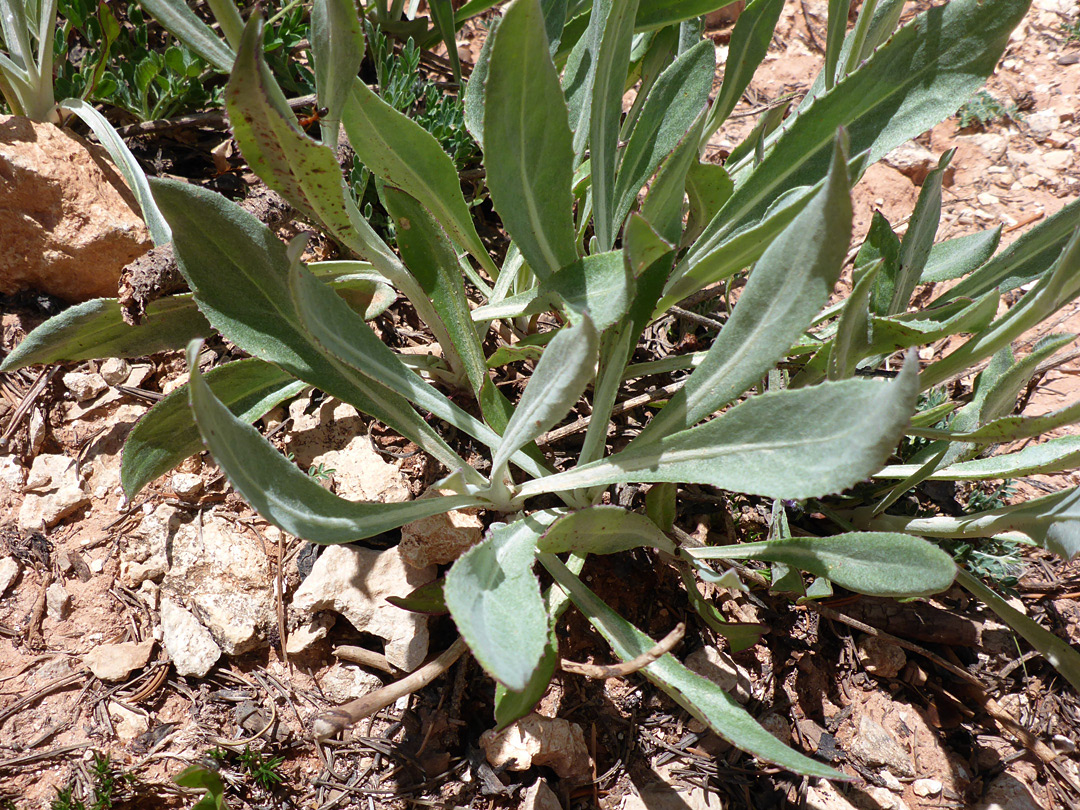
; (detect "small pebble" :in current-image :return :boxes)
[99,358,131,386]
[913,778,942,797]
[89,558,105,574]
[63,371,107,402]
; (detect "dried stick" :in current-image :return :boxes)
[561,623,685,679]
[312,638,468,739]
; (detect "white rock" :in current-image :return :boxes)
[18,454,90,530]
[880,769,904,792]
[977,192,1000,206]
[1042,150,1073,170]
[28,407,44,453]
[480,714,591,780]
[99,357,131,386]
[865,787,911,810]
[913,778,942,797]
[89,557,105,574]
[159,596,221,677]
[169,473,203,500]
[84,639,155,681]
[292,545,435,671]
[882,141,940,185]
[1025,109,1059,135]
[63,371,108,402]
[108,701,149,741]
[162,510,276,656]
[311,433,410,503]
[805,780,859,810]
[119,503,177,586]
[684,646,752,703]
[318,662,384,703]
[0,456,25,490]
[285,614,335,655]
[137,580,160,611]
[522,779,563,810]
[976,772,1041,810]
[46,582,71,620]
[399,490,483,568]
[0,557,19,597]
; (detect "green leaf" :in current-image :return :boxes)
[937,198,1080,301]
[490,316,599,478]
[445,516,554,690]
[185,341,483,544]
[827,259,880,380]
[286,247,517,479]
[485,0,578,279]
[639,136,851,440]
[150,178,466,472]
[540,553,842,778]
[702,0,784,142]
[0,296,207,371]
[382,186,486,393]
[311,0,365,146]
[684,159,734,245]
[563,0,609,162]
[137,0,235,72]
[641,109,708,245]
[824,0,852,91]
[538,506,677,555]
[342,79,497,278]
[877,434,1080,481]
[462,16,496,148]
[870,486,1080,561]
[635,0,742,32]
[591,0,640,251]
[472,251,632,332]
[920,227,1001,284]
[914,396,1080,445]
[516,358,919,501]
[888,149,952,314]
[612,40,713,240]
[430,0,463,86]
[956,568,1080,694]
[659,183,814,312]
[58,99,171,245]
[121,358,303,498]
[694,0,1029,242]
[386,579,448,614]
[645,483,677,532]
[687,533,955,597]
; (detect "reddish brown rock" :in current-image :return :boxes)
[0,115,151,302]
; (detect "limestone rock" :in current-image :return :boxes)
[159,596,221,677]
[883,141,949,185]
[119,503,178,586]
[108,701,149,741]
[63,371,107,402]
[522,779,563,810]
[399,491,483,568]
[805,780,859,810]
[856,635,907,679]
[99,357,131,385]
[913,778,942,797]
[161,511,276,656]
[292,545,435,671]
[685,645,752,703]
[169,473,203,500]
[0,116,151,302]
[848,716,914,777]
[46,582,71,620]
[84,639,155,681]
[0,556,19,597]
[18,454,90,530]
[480,714,591,781]
[318,662,384,703]
[285,614,334,655]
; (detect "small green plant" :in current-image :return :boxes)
[50,754,134,810]
[307,462,335,482]
[1061,17,1080,43]
[236,746,285,791]
[957,89,1018,129]
[174,763,229,810]
[8,0,1080,781]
